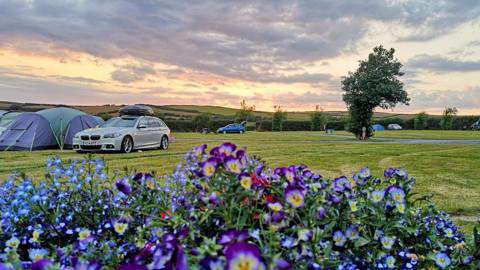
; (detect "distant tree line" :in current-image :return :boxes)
[93,99,477,133]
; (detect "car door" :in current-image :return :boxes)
[146,117,162,147]
[134,117,150,148]
[157,118,169,139]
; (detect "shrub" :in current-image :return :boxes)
[440,107,458,130]
[413,112,428,130]
[96,112,112,121]
[272,105,287,131]
[192,113,212,132]
[0,144,476,269]
[310,107,327,131]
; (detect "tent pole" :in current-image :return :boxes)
[62,124,71,151]
[5,125,29,151]
[30,130,36,152]
[50,122,61,149]
[60,118,64,150]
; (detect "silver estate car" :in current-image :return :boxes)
[73,115,170,153]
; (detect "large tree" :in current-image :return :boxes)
[342,46,410,139]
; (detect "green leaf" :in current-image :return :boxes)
[354,237,370,248]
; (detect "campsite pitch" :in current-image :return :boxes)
[0,131,479,233]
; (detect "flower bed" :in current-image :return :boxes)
[0,143,478,269]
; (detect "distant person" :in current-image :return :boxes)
[361,126,366,140]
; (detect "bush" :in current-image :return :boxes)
[414,113,428,130]
[0,144,477,269]
[192,113,211,132]
[96,112,113,121]
[310,108,327,131]
[272,106,287,131]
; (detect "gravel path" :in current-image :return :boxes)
[177,136,480,145]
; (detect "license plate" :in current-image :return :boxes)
[82,141,100,146]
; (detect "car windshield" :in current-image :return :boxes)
[101,117,137,128]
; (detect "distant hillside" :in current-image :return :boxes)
[0,100,432,121]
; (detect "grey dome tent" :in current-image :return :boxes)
[37,107,103,149]
[0,107,103,151]
[0,113,56,151]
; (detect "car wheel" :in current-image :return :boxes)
[121,136,134,153]
[239,130,244,134]
[160,136,169,150]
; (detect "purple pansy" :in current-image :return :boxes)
[333,176,351,192]
[31,259,52,270]
[219,230,249,245]
[225,242,265,270]
[354,167,371,186]
[224,156,243,174]
[193,144,208,156]
[328,193,342,204]
[285,188,305,208]
[211,142,237,158]
[273,258,292,270]
[151,234,187,270]
[236,149,248,165]
[270,210,286,224]
[200,257,224,270]
[209,192,220,205]
[384,168,396,178]
[118,264,148,270]
[333,230,347,247]
[317,207,327,219]
[388,186,406,203]
[132,172,153,183]
[200,157,221,177]
[116,178,132,195]
[346,225,360,240]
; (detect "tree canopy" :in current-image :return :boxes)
[342,45,410,139]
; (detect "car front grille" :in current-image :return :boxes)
[90,135,101,140]
[80,145,102,150]
[81,135,90,140]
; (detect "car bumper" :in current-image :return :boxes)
[73,137,124,152]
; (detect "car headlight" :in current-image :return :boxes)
[103,133,121,138]
[74,134,80,139]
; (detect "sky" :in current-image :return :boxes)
[0,1,480,114]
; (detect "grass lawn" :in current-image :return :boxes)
[372,130,480,140]
[0,131,479,233]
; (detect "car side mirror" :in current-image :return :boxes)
[137,125,147,129]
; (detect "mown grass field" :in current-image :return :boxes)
[0,131,479,232]
[373,130,480,140]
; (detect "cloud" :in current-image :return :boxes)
[408,86,480,111]
[406,54,480,73]
[1,0,479,84]
[50,75,105,84]
[0,71,264,108]
[111,64,156,83]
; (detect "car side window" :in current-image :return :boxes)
[147,118,156,128]
[138,117,148,128]
[157,119,166,127]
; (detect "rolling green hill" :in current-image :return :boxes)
[0,100,423,121]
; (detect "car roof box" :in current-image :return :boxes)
[119,105,154,116]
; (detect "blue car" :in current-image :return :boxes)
[217,122,246,134]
